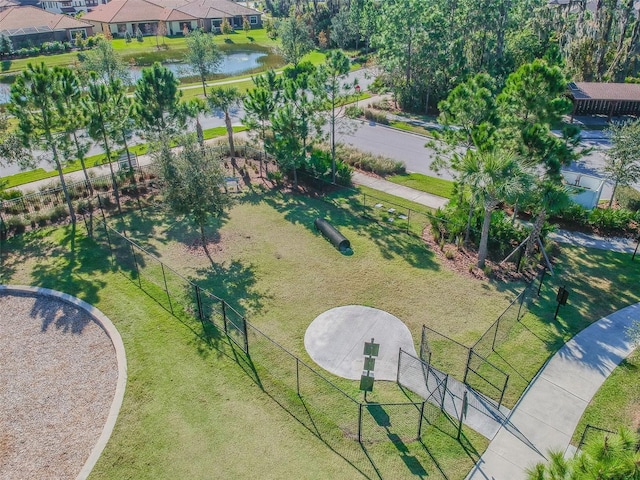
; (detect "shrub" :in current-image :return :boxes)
[370,99,392,111]
[345,105,363,119]
[554,203,590,225]
[487,210,529,259]
[587,207,634,233]
[334,144,405,176]
[6,216,27,234]
[41,41,65,54]
[363,109,389,125]
[615,186,640,212]
[300,149,352,187]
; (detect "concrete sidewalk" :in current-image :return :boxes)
[466,303,639,480]
[352,172,449,210]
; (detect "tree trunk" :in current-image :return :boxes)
[464,200,474,245]
[331,98,336,184]
[525,209,546,259]
[201,76,207,97]
[608,180,618,208]
[225,111,235,159]
[73,132,93,196]
[52,146,76,224]
[477,206,493,268]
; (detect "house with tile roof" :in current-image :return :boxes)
[40,0,108,16]
[0,5,93,47]
[82,0,261,37]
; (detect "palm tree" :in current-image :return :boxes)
[460,150,531,268]
[524,180,571,260]
[208,87,242,159]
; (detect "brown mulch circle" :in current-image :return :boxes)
[0,292,118,480]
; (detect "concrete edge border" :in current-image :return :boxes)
[0,284,127,480]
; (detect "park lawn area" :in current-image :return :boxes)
[1,190,501,479]
[386,173,455,199]
[571,347,640,444]
[477,245,640,407]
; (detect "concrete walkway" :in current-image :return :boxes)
[352,171,449,210]
[466,303,639,480]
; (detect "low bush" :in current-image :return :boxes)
[334,144,405,176]
[587,207,634,233]
[363,109,389,125]
[344,105,363,119]
[5,216,27,234]
[300,149,352,187]
[553,203,590,225]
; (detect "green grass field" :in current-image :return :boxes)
[386,173,455,199]
[4,180,638,478]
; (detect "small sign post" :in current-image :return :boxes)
[555,286,569,319]
[360,338,379,402]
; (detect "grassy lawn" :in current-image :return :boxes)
[389,120,435,137]
[571,348,639,444]
[3,179,640,477]
[386,173,455,199]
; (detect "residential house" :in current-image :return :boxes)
[0,0,19,11]
[82,0,261,37]
[81,0,198,37]
[39,0,108,16]
[0,5,93,47]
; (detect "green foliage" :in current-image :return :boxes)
[135,28,144,42]
[604,120,640,207]
[221,18,233,37]
[157,136,232,249]
[278,16,314,66]
[587,208,635,234]
[553,203,590,225]
[134,62,183,138]
[615,185,640,212]
[363,109,389,125]
[344,105,363,118]
[125,31,132,43]
[78,37,130,84]
[528,427,640,480]
[301,148,352,186]
[335,143,405,176]
[184,29,222,96]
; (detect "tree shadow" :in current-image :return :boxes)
[31,293,91,334]
[258,189,439,270]
[29,225,108,306]
[1,228,66,283]
[192,258,264,317]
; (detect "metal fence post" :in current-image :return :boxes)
[296,357,300,396]
[221,300,228,333]
[396,348,402,384]
[420,326,426,361]
[160,263,173,314]
[195,284,203,321]
[358,403,363,443]
[129,242,141,287]
[441,375,449,410]
[242,317,249,354]
[406,209,411,235]
[498,374,509,409]
[463,348,473,384]
[491,317,500,351]
[417,401,426,439]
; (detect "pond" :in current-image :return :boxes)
[129,49,277,81]
[0,43,284,102]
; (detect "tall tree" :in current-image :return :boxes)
[244,70,281,176]
[459,150,531,268]
[157,136,233,260]
[59,68,93,194]
[184,29,222,97]
[313,50,351,183]
[603,119,640,208]
[208,87,242,159]
[78,37,130,84]
[278,16,314,66]
[10,63,76,223]
[134,62,183,141]
[83,76,128,213]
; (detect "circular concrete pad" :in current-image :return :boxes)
[304,305,418,381]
